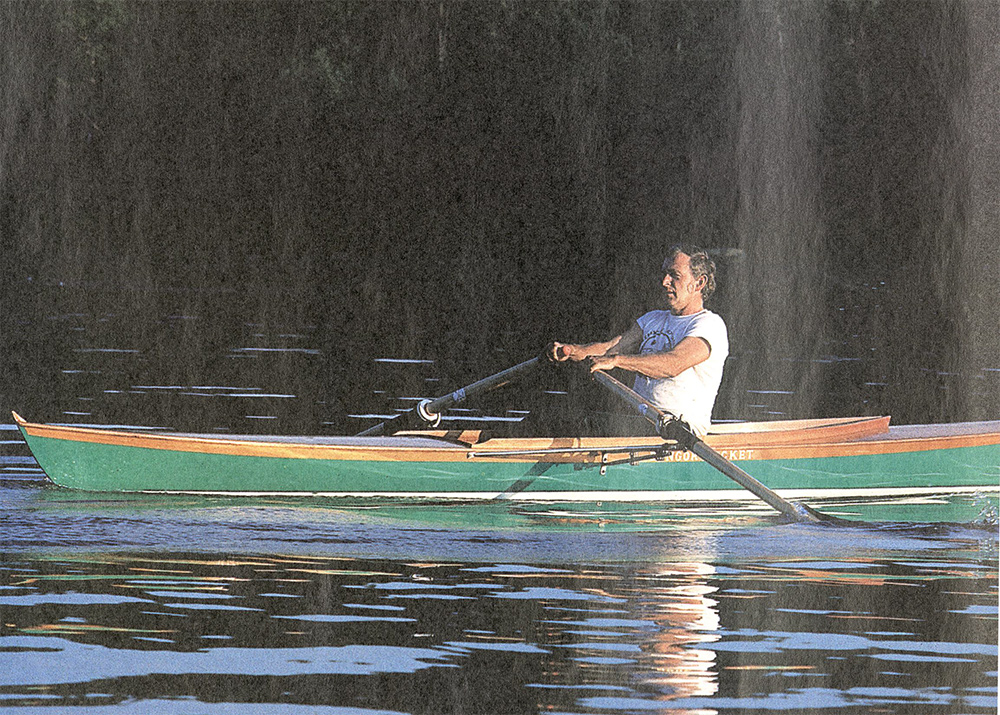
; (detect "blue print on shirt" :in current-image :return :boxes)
[640,327,675,354]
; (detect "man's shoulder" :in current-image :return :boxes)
[694,309,727,327]
[676,309,726,327]
[636,309,726,329]
[685,310,728,342]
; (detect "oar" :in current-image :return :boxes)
[357,356,542,437]
[591,369,833,524]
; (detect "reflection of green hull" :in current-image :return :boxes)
[15,413,1000,502]
[29,489,1000,529]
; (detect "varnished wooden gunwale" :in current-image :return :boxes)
[706,415,890,447]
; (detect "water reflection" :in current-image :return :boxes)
[0,545,994,713]
[641,562,721,707]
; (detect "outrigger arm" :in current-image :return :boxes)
[466,441,682,475]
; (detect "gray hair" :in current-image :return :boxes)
[663,244,716,300]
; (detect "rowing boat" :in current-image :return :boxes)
[13,412,999,502]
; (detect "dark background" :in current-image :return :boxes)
[1,0,998,434]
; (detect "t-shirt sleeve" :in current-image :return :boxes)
[686,313,729,359]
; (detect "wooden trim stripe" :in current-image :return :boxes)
[14,413,596,463]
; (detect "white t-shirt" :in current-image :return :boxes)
[631,309,729,435]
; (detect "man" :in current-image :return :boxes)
[549,244,728,435]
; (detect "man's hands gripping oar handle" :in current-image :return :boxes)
[589,368,829,524]
[356,356,543,437]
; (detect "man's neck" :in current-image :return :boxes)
[671,301,705,317]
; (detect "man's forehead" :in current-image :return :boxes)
[663,252,693,272]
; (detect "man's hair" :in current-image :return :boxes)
[663,244,717,300]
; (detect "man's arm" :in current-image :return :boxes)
[550,322,643,362]
[588,335,711,378]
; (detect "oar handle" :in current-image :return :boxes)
[591,369,824,523]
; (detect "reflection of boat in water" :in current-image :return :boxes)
[13,412,999,506]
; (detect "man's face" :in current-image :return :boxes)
[661,252,705,315]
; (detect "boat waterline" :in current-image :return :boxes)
[103,485,997,501]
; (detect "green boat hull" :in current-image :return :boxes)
[20,425,1000,500]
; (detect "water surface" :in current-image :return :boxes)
[1,288,997,713]
[2,462,997,713]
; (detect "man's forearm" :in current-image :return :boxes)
[564,337,622,360]
[589,336,711,378]
[602,352,684,379]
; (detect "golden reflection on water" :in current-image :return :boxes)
[17,623,175,636]
[640,561,721,713]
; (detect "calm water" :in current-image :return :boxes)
[1,287,998,713]
[1,475,997,714]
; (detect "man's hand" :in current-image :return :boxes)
[587,354,618,373]
[549,334,628,364]
[548,342,578,362]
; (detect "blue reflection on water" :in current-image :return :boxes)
[2,636,456,685]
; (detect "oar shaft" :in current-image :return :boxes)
[423,356,541,416]
[357,355,542,437]
[686,439,817,522]
[591,370,671,427]
[591,369,822,523]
